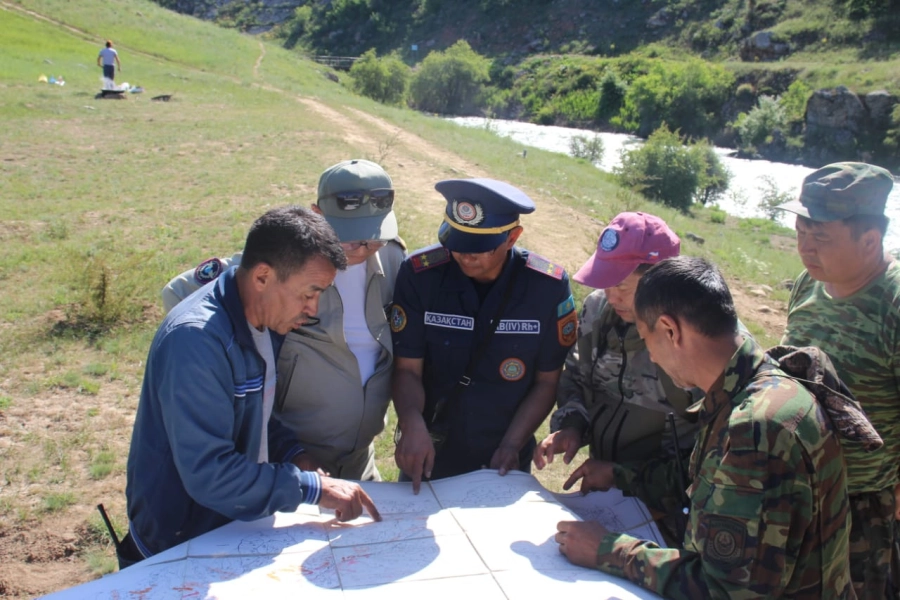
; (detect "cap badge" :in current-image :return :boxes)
[600,228,619,252]
[451,200,485,226]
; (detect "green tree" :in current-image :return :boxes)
[615,124,729,212]
[616,59,734,139]
[409,41,491,115]
[349,49,410,105]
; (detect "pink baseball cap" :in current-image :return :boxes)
[574,212,680,289]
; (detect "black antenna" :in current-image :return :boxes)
[96,504,122,554]
[668,412,690,542]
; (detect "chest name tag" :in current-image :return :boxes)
[496,320,541,334]
[424,312,475,330]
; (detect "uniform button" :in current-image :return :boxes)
[444,340,450,346]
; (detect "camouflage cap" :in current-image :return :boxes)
[777,162,894,222]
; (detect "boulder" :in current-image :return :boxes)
[647,8,671,28]
[740,31,791,62]
[863,90,897,130]
[804,86,867,163]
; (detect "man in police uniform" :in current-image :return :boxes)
[390,178,577,493]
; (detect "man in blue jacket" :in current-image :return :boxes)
[121,206,380,568]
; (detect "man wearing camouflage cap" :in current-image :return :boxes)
[390,178,577,492]
[778,161,899,598]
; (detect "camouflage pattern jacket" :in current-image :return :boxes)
[783,263,900,495]
[551,289,699,463]
[597,336,858,599]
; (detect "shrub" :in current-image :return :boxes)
[569,134,605,163]
[780,79,812,123]
[596,69,627,123]
[615,124,730,212]
[734,95,788,151]
[617,59,734,138]
[757,174,793,220]
[350,49,410,105]
[409,41,491,115]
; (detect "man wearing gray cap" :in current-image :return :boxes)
[390,178,577,493]
[778,161,899,598]
[161,159,405,481]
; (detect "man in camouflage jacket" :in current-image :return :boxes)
[557,257,879,599]
[778,162,900,598]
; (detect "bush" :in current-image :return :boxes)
[780,79,812,123]
[735,95,789,151]
[616,59,734,139]
[757,174,793,220]
[349,49,410,105]
[615,124,730,212]
[569,134,604,163]
[596,69,627,123]
[409,41,491,115]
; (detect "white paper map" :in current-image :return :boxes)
[44,471,663,599]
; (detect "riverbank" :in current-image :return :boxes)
[448,116,900,252]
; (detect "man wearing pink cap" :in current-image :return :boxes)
[535,212,700,541]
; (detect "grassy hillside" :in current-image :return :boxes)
[0,0,802,596]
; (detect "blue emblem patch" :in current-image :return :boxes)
[194,257,224,284]
[600,228,619,252]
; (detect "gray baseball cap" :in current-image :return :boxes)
[777,162,894,222]
[316,159,398,241]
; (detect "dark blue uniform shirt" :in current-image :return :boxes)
[391,244,577,478]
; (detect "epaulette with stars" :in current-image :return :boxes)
[409,244,451,273]
[525,252,565,280]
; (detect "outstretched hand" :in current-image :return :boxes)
[319,477,381,522]
[533,427,581,470]
[394,415,435,495]
[556,520,609,568]
[562,458,616,495]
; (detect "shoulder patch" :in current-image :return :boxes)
[526,252,565,280]
[558,311,578,347]
[557,294,576,317]
[410,245,450,273]
[194,257,224,284]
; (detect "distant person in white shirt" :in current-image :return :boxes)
[161,159,405,481]
[97,40,121,81]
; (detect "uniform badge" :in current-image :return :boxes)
[451,200,485,225]
[525,253,564,280]
[411,245,451,273]
[389,305,407,333]
[558,311,578,346]
[557,295,575,317]
[499,358,526,381]
[600,228,619,252]
[702,516,746,571]
[194,257,224,284]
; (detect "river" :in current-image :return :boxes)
[447,117,900,252]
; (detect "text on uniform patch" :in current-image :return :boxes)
[424,312,475,330]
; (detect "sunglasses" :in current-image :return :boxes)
[328,189,394,211]
[342,240,388,251]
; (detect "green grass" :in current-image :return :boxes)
[0,0,808,592]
